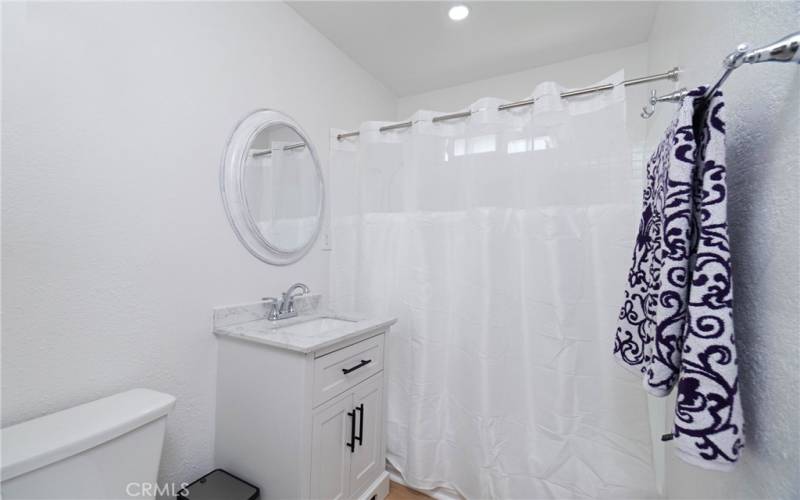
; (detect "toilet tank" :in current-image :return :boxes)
[1,389,176,500]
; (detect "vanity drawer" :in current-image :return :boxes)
[313,334,384,406]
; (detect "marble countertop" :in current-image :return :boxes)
[212,298,396,354]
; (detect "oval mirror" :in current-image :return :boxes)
[221,110,324,265]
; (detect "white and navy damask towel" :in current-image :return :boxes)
[614,87,744,471]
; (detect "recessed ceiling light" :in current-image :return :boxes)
[448,5,469,21]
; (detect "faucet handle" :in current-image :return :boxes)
[261,297,280,321]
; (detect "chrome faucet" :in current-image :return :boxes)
[280,283,309,316]
[262,283,310,321]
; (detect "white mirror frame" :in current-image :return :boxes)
[220,109,324,265]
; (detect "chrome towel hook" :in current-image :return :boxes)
[641,88,690,119]
[640,90,658,119]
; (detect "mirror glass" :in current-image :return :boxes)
[244,125,321,253]
[221,110,324,265]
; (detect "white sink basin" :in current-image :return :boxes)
[275,317,357,336]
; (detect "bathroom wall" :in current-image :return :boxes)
[644,2,800,498]
[1,1,395,488]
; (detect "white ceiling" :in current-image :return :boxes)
[289,2,659,97]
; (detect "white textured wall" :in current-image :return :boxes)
[643,2,800,498]
[1,1,395,487]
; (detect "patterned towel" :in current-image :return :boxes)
[613,87,744,471]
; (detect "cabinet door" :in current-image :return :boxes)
[310,393,354,500]
[348,374,384,497]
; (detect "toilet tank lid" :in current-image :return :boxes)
[1,389,176,481]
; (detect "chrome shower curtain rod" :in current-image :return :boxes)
[335,67,681,141]
[337,30,800,140]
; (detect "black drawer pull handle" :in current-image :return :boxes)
[346,409,356,452]
[355,403,364,446]
[342,359,372,375]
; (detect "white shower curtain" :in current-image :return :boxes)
[330,73,657,499]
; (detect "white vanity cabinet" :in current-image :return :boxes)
[214,318,394,500]
[310,373,384,500]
